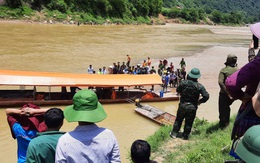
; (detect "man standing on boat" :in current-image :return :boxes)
[170,68,209,140]
[147,57,152,69]
[87,65,94,74]
[179,58,186,68]
[127,55,131,67]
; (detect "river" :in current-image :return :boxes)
[0,21,251,162]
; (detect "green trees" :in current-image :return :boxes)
[209,10,243,24]
[2,0,259,24]
[4,0,163,21]
[163,0,260,24]
[48,0,67,13]
[162,7,205,23]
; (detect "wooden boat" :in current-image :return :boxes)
[134,103,176,126]
[0,69,179,107]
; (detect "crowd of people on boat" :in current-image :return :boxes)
[86,54,188,94]
[87,55,153,75]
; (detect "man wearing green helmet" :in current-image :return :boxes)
[218,54,238,129]
[170,68,209,140]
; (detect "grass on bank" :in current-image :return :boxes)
[145,116,236,163]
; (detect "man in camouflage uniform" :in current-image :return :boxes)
[170,68,209,140]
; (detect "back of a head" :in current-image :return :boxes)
[131,139,151,163]
[225,54,237,67]
[44,108,64,129]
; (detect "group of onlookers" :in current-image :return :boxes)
[6,89,157,163]
[160,58,187,93]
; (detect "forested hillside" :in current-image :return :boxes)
[163,0,260,23]
[1,0,164,24]
[0,0,259,24]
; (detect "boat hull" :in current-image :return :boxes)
[0,90,179,107]
[134,104,176,126]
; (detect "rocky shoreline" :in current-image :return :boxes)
[0,13,214,26]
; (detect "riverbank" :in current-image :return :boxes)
[148,117,236,162]
[0,8,167,25]
[136,44,250,162]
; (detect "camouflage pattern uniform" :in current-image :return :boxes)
[171,78,209,139]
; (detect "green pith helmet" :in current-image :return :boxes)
[225,54,237,66]
[64,89,107,123]
[235,125,260,162]
[188,68,201,79]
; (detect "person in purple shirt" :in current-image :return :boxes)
[225,24,260,159]
[225,22,260,159]
[226,56,260,137]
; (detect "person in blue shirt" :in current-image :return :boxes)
[6,104,48,163]
[162,72,170,93]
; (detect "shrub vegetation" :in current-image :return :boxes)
[1,0,259,24]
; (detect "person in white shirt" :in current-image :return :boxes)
[87,65,94,74]
[102,66,107,74]
[55,89,121,163]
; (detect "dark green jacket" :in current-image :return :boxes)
[218,65,238,94]
[26,131,65,163]
[177,79,209,108]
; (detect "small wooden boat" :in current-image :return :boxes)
[0,69,179,107]
[134,104,176,126]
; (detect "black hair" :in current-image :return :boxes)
[131,139,151,163]
[253,35,259,49]
[44,108,64,128]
